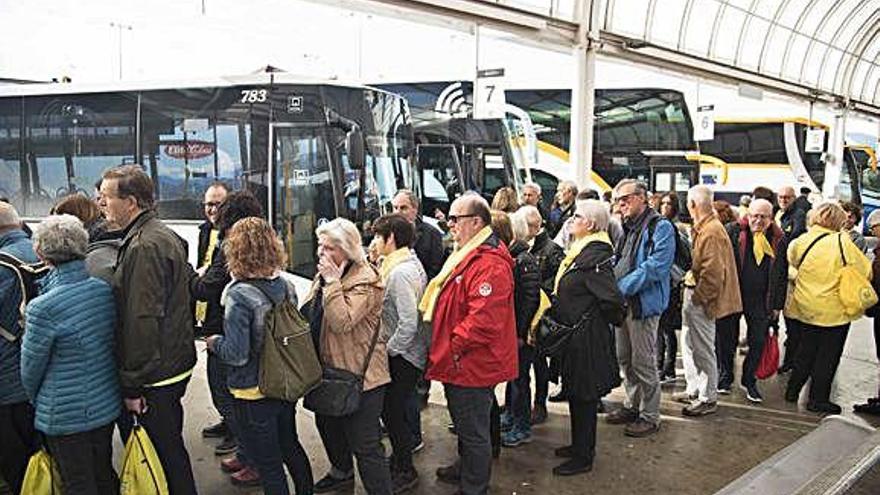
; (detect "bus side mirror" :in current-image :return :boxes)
[347,128,365,170]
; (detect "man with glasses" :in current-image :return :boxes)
[99,165,197,495]
[721,199,787,403]
[776,185,808,374]
[422,193,517,495]
[193,182,238,456]
[606,179,675,437]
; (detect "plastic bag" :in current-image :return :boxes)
[756,333,779,380]
[20,449,62,494]
[120,421,169,495]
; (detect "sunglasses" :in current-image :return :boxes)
[447,213,477,224]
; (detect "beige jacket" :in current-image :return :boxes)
[309,261,390,391]
[690,214,742,319]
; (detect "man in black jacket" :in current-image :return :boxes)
[723,199,788,403]
[99,165,197,495]
[776,186,808,373]
[392,189,446,279]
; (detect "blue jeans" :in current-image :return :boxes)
[207,352,249,464]
[506,346,534,432]
[445,384,494,495]
[233,399,313,495]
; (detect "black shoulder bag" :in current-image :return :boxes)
[303,321,381,417]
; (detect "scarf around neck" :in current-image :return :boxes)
[379,247,411,282]
[419,226,493,322]
[553,230,612,294]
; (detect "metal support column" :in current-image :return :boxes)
[824,102,848,199]
[570,0,598,191]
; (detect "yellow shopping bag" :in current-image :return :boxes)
[20,449,62,494]
[119,421,169,495]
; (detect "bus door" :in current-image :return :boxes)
[415,143,464,217]
[270,123,338,278]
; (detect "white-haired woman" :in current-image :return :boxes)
[20,215,120,494]
[304,218,392,494]
[546,200,625,476]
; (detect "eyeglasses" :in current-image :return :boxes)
[616,193,639,204]
[447,213,477,224]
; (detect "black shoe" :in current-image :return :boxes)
[435,463,460,485]
[202,420,229,438]
[778,364,793,374]
[807,401,842,415]
[548,391,567,403]
[214,435,237,456]
[554,445,575,458]
[446,422,457,435]
[741,384,764,404]
[854,400,880,416]
[531,404,548,425]
[314,473,355,493]
[784,388,800,403]
[552,458,592,476]
[392,468,419,494]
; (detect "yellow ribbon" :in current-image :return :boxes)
[419,226,493,322]
[379,247,410,283]
[553,230,612,294]
[753,230,775,266]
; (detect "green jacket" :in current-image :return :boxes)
[113,211,196,397]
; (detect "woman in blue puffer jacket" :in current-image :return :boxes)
[20,214,120,494]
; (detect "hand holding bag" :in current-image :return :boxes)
[303,322,381,417]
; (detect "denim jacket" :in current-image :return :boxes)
[212,275,297,390]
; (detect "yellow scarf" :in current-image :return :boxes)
[195,229,219,324]
[753,231,775,266]
[379,247,410,283]
[553,230,612,294]
[419,226,493,322]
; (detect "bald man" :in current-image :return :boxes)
[776,186,807,241]
[720,199,789,403]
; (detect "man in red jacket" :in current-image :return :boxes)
[420,192,517,495]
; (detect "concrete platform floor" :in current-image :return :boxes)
[141,317,880,494]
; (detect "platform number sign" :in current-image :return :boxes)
[474,68,506,120]
[694,104,715,142]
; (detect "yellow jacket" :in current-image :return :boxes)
[785,226,872,327]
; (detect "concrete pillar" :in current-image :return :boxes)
[570,0,598,191]
[824,105,848,199]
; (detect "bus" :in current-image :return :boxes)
[0,74,414,285]
[504,87,698,204]
[841,143,880,226]
[690,118,829,203]
[376,81,523,217]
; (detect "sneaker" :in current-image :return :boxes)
[501,429,532,448]
[230,466,261,487]
[552,457,592,476]
[741,384,764,404]
[435,463,460,485]
[214,435,237,456]
[220,456,244,473]
[411,440,425,454]
[717,386,731,395]
[682,400,718,417]
[807,401,842,415]
[531,404,548,425]
[201,420,229,438]
[314,473,355,493]
[391,468,419,494]
[624,419,660,437]
[605,407,638,425]
[672,391,698,404]
[500,412,514,432]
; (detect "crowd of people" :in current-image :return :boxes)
[1,165,879,495]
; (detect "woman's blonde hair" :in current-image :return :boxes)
[224,217,287,279]
[491,187,519,213]
[808,201,847,231]
[315,218,365,261]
